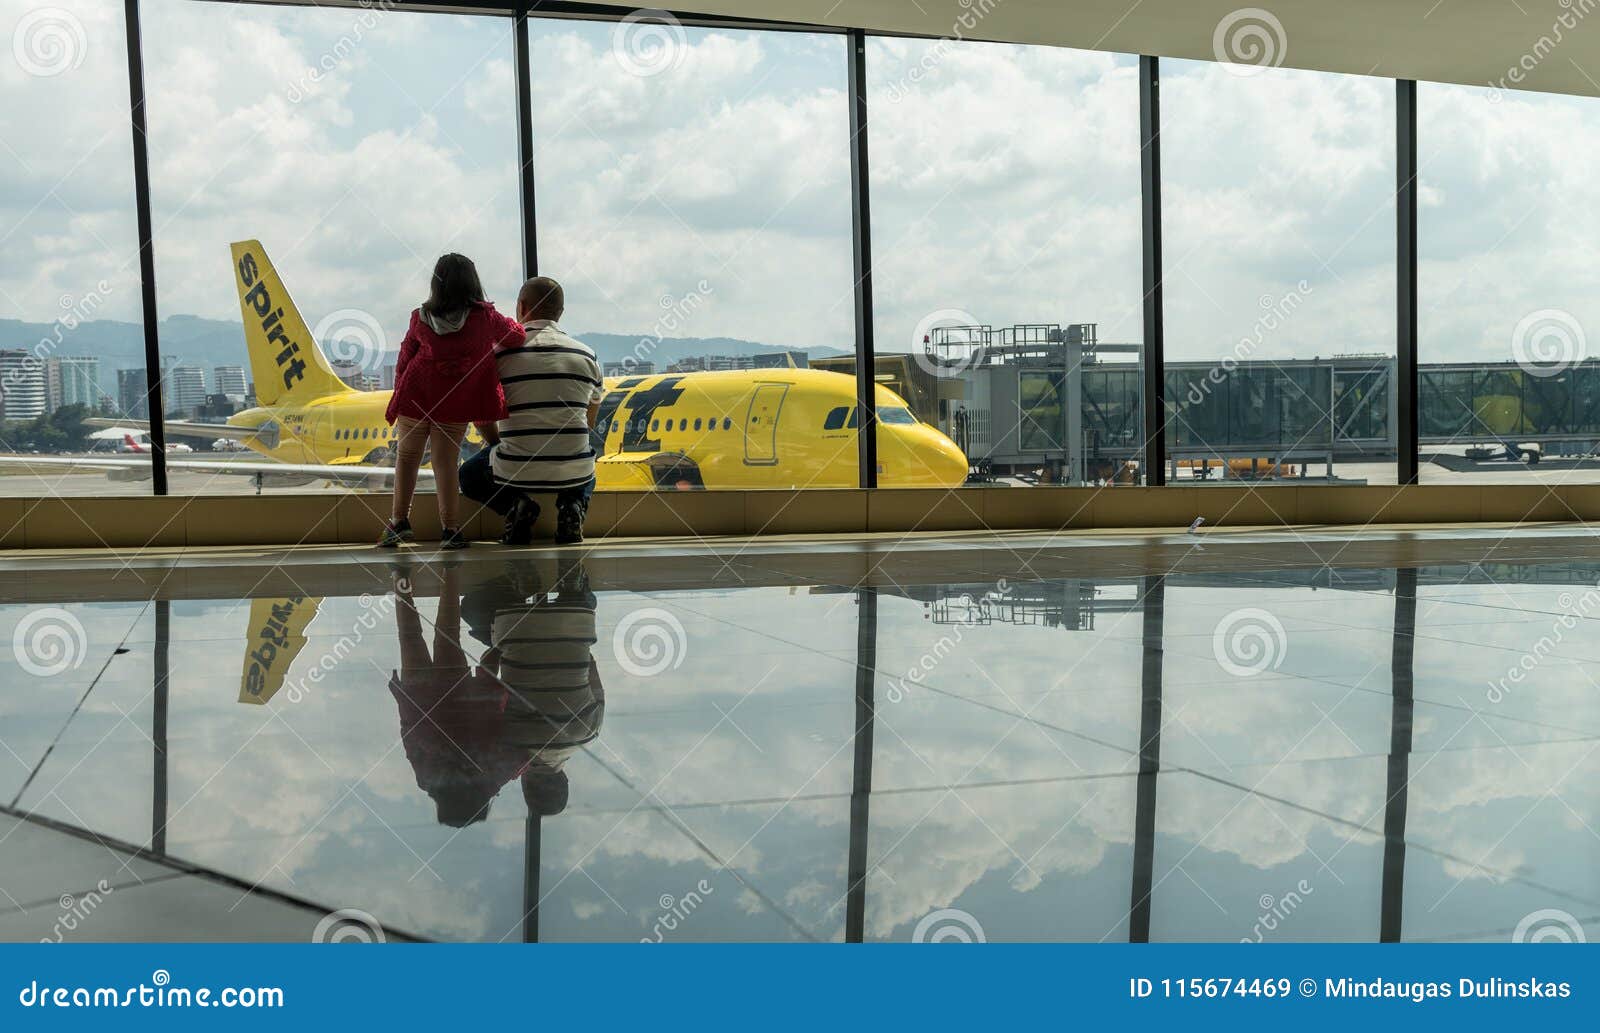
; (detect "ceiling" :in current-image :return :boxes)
[577,0,1600,97]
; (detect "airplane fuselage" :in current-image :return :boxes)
[224,367,967,490]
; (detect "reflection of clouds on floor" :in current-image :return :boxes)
[866,778,1135,940]
[12,535,1600,939]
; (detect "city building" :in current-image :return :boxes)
[117,367,151,420]
[0,349,47,421]
[163,364,208,416]
[213,364,248,398]
[663,352,809,374]
[330,359,367,391]
[47,356,102,412]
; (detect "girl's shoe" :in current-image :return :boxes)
[378,518,414,548]
[440,528,471,550]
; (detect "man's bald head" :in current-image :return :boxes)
[517,277,564,323]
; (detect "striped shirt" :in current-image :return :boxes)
[492,320,603,492]
[493,601,604,769]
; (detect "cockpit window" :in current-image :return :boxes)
[823,406,848,430]
[878,406,916,425]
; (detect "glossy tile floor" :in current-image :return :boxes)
[3,525,1600,942]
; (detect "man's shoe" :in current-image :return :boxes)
[554,500,586,545]
[378,518,413,548]
[440,528,471,550]
[500,497,538,546]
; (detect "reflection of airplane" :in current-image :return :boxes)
[237,595,320,705]
[0,240,966,490]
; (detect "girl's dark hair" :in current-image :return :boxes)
[422,253,486,318]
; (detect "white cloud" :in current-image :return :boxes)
[4,4,1600,371]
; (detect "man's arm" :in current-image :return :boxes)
[587,402,600,430]
[475,421,501,445]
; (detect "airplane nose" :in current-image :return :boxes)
[935,433,969,486]
[887,425,967,487]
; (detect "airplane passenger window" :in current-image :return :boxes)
[693,419,702,431]
[651,420,659,432]
[723,418,733,430]
[824,406,848,430]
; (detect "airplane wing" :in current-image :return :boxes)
[84,417,277,447]
[0,453,431,488]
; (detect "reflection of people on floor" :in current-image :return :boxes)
[389,566,522,828]
[463,556,605,819]
[388,559,605,827]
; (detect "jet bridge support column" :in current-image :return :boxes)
[1065,341,1085,486]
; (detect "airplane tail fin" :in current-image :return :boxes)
[230,240,353,407]
[239,595,321,705]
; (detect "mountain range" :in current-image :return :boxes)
[0,315,849,380]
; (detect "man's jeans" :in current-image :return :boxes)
[458,447,594,516]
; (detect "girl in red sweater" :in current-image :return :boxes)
[382,254,524,549]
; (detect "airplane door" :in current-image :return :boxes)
[303,409,330,463]
[744,383,789,465]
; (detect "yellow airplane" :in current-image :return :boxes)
[33,239,966,490]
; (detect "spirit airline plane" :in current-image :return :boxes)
[9,240,967,490]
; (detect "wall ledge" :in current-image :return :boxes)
[0,483,1592,550]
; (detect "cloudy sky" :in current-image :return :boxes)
[3,0,1599,366]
